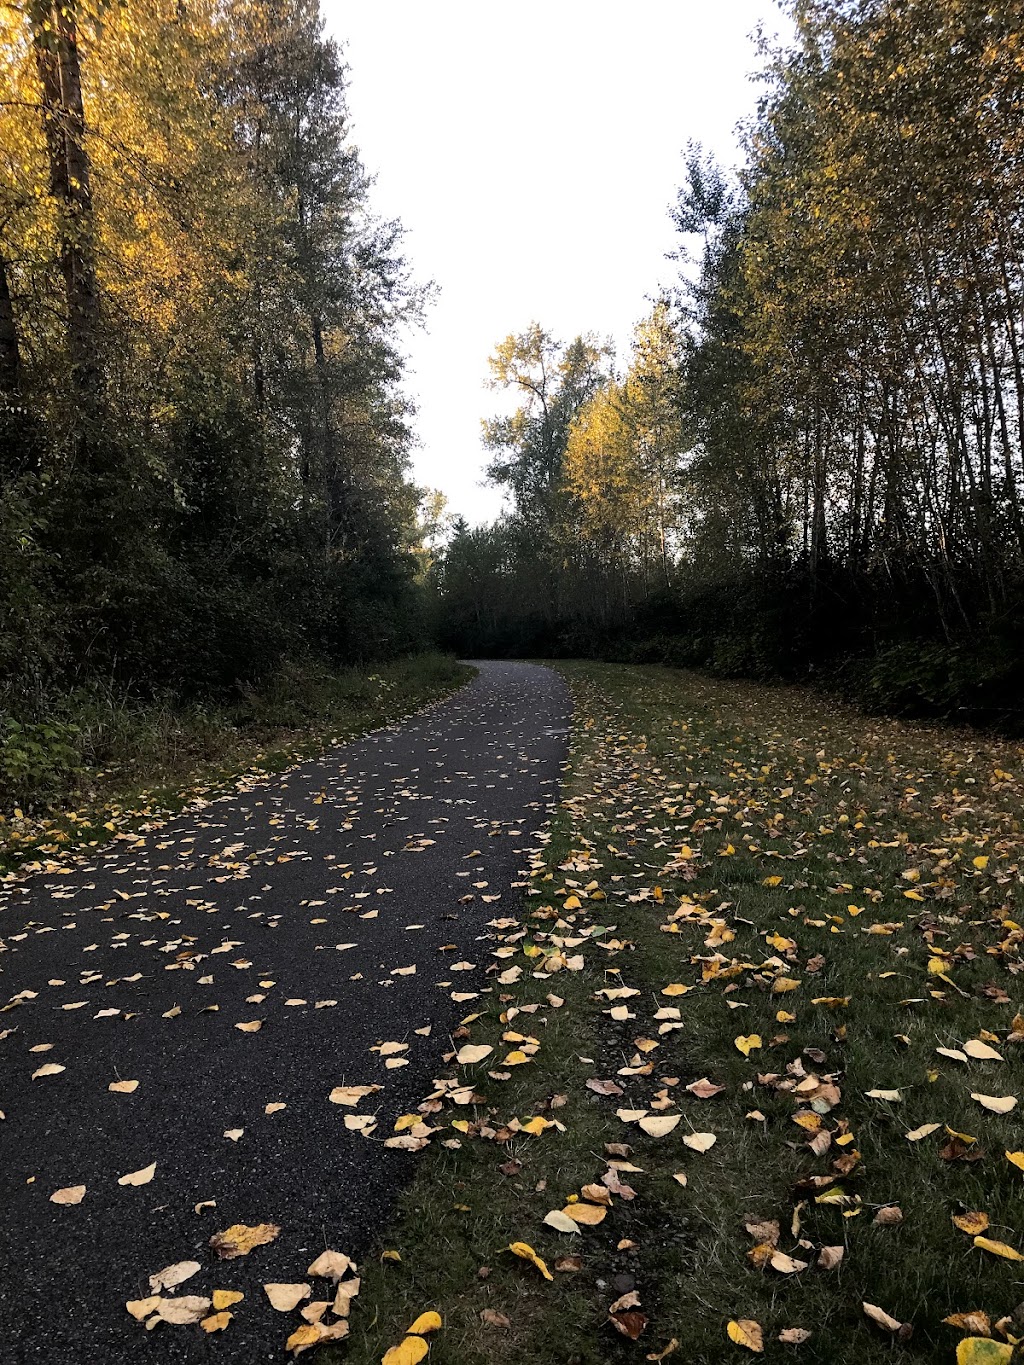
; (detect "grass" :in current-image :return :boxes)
[0,653,473,874]
[340,661,1024,1365]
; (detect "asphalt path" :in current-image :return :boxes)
[0,661,570,1363]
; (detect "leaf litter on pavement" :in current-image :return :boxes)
[4,659,1024,1360]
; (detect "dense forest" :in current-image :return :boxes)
[0,0,428,725]
[434,0,1024,725]
[4,0,1024,796]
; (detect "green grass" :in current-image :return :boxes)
[340,662,1024,1365]
[0,653,473,874]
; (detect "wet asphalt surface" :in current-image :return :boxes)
[0,661,571,1363]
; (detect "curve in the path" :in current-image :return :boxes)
[0,661,570,1364]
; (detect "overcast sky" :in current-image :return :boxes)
[323,0,793,524]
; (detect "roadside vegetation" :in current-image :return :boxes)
[343,661,1024,1365]
[0,654,471,875]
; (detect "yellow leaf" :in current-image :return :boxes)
[661,984,689,996]
[734,1035,762,1057]
[952,1212,989,1235]
[407,1310,442,1335]
[213,1290,244,1310]
[972,856,989,870]
[382,1338,429,1365]
[974,1236,1024,1261]
[956,1341,1013,1365]
[762,876,783,887]
[772,978,800,994]
[210,1223,281,1259]
[201,1311,232,1333]
[1006,1151,1024,1172]
[509,1241,553,1281]
[727,1319,764,1352]
[563,1202,606,1226]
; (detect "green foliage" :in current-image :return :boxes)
[0,0,430,719]
[0,716,81,801]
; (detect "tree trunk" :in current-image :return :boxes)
[30,0,102,403]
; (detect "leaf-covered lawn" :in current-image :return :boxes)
[345,662,1024,1365]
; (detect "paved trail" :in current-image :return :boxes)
[0,662,570,1363]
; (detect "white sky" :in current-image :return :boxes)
[324,0,792,525]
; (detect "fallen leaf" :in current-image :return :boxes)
[50,1185,86,1205]
[683,1132,717,1153]
[329,1085,381,1106]
[234,1021,262,1033]
[944,1312,992,1335]
[149,1261,201,1292]
[970,1093,1017,1114]
[154,1296,211,1325]
[455,1044,493,1065]
[964,1041,1004,1062]
[953,1212,989,1235]
[212,1290,243,1310]
[210,1223,280,1259]
[778,1328,812,1344]
[126,1297,161,1321]
[508,1241,553,1280]
[735,1035,762,1057]
[638,1114,680,1137]
[956,1344,1013,1365]
[381,1337,429,1365]
[727,1319,764,1352]
[862,1302,903,1334]
[201,1312,232,1333]
[31,1063,65,1079]
[544,1210,580,1233]
[117,1162,156,1187]
[407,1311,442,1335]
[307,1250,354,1281]
[564,1202,606,1226]
[973,1236,1024,1262]
[480,1309,511,1328]
[686,1078,726,1099]
[264,1284,311,1312]
[905,1123,941,1141]
[610,1310,648,1340]
[108,1080,139,1094]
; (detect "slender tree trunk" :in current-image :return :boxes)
[0,254,20,397]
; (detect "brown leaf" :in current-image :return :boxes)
[610,1310,648,1340]
[817,1245,844,1269]
[778,1327,812,1344]
[873,1206,903,1226]
[686,1077,726,1099]
[943,1311,992,1335]
[587,1078,624,1096]
[480,1309,511,1327]
[554,1255,582,1272]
